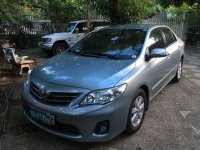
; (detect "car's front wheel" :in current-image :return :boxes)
[125,89,147,134]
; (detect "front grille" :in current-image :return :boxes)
[30,82,82,105]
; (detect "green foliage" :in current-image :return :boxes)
[0,0,84,24]
[164,2,200,25]
[0,0,22,24]
[48,0,84,23]
[165,3,193,16]
[118,0,151,23]
[1,0,198,30]
[157,0,197,8]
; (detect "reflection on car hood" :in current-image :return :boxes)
[31,53,136,90]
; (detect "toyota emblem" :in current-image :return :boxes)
[39,88,48,99]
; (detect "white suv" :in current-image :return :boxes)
[38,19,110,55]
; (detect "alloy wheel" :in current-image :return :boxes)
[131,96,145,127]
[177,61,182,79]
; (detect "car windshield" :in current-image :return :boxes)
[66,23,76,32]
[68,29,146,60]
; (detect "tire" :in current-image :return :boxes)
[52,43,68,55]
[172,60,183,82]
[125,89,147,134]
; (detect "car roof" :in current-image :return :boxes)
[100,24,169,31]
[70,19,109,24]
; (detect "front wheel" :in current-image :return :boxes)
[125,89,147,134]
[52,43,68,55]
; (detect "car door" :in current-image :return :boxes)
[161,27,180,77]
[71,22,86,46]
[146,28,171,97]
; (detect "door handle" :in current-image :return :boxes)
[166,52,170,59]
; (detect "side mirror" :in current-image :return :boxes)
[150,48,168,58]
[75,28,79,34]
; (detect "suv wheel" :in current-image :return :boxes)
[125,89,147,134]
[52,43,68,55]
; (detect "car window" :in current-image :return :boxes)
[162,28,177,47]
[69,29,146,60]
[74,22,86,33]
[66,23,76,32]
[148,29,165,52]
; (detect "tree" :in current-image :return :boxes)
[91,0,152,24]
[0,0,22,24]
[47,0,83,23]
[108,0,119,24]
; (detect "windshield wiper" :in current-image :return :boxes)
[69,51,119,59]
[70,51,102,58]
[80,52,119,60]
[69,51,80,55]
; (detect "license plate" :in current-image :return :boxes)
[29,107,55,126]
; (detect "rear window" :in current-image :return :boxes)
[74,22,86,33]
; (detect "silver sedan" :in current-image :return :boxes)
[22,25,184,142]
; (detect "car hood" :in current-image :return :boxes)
[42,32,71,38]
[31,53,135,90]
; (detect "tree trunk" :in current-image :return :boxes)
[85,0,92,32]
[108,0,119,24]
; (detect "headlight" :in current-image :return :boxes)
[80,84,127,105]
[27,69,32,80]
[25,69,32,84]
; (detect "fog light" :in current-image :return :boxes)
[94,120,109,135]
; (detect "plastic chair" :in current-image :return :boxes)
[3,48,36,75]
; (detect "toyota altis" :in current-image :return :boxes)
[22,25,184,142]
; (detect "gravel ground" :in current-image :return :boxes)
[1,45,200,150]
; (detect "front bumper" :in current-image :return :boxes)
[38,42,53,50]
[21,81,131,142]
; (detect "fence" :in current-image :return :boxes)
[143,13,187,40]
[0,21,65,49]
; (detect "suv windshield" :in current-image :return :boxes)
[66,23,76,32]
[68,29,146,60]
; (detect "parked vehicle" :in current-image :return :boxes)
[22,25,184,142]
[38,19,110,55]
